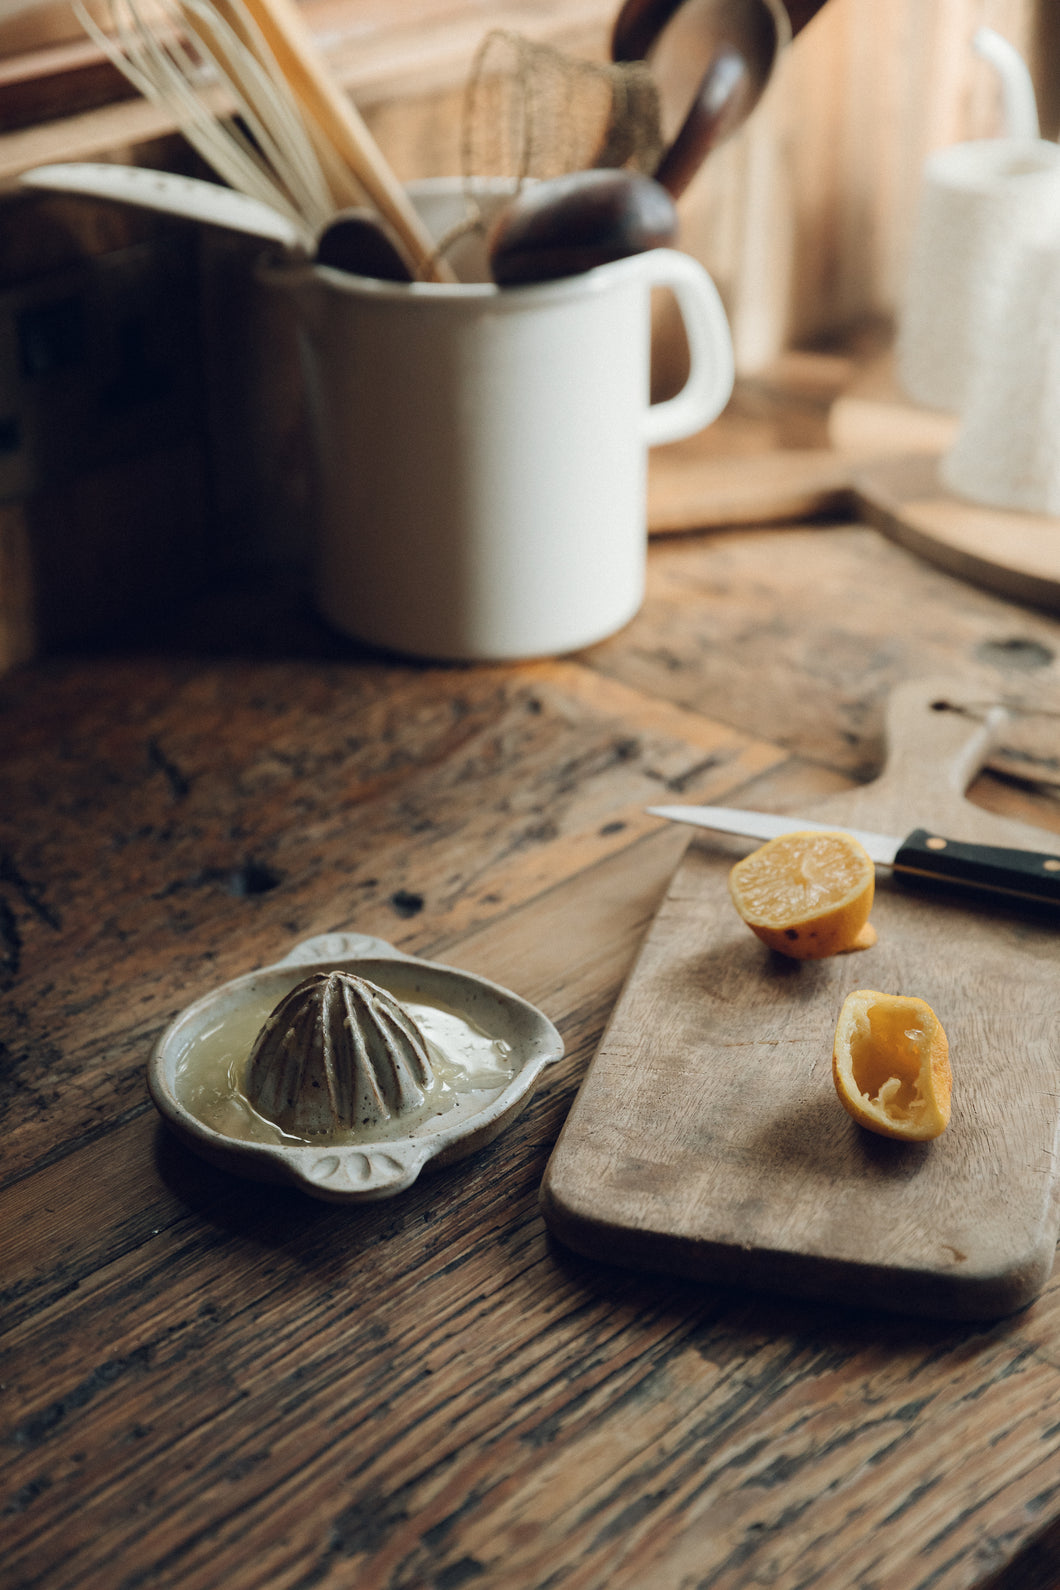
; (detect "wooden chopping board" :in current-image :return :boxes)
[648,353,1060,614]
[541,678,1060,1321]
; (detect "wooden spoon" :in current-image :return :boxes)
[315,208,414,280]
[613,0,831,197]
[227,0,455,281]
[488,169,677,286]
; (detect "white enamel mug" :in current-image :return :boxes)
[263,179,734,661]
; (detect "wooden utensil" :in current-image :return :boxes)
[488,169,677,286]
[315,206,414,279]
[234,0,454,281]
[612,0,780,196]
[189,0,363,212]
[76,0,333,244]
[541,675,1060,1321]
[612,0,832,196]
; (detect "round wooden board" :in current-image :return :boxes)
[851,453,1060,614]
[829,356,1060,613]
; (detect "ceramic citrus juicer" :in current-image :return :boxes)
[149,933,564,1201]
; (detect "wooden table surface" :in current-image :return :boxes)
[3,375,1060,1590]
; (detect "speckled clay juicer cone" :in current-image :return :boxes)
[244,970,435,1136]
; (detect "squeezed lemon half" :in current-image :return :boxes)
[832,990,952,1141]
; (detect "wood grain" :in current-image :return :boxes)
[828,355,1060,616]
[541,677,1060,1318]
[854,455,1060,615]
[649,444,853,531]
[0,656,784,1184]
[2,521,1060,1590]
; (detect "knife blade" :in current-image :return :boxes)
[646,805,1060,907]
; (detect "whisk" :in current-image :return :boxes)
[76,0,449,278]
[77,0,331,249]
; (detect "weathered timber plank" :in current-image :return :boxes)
[0,833,690,1584]
[3,801,1060,1590]
[588,522,1060,795]
[6,1142,1060,1590]
[0,656,787,1184]
[0,817,689,1336]
[3,514,1060,1590]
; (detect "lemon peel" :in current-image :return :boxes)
[832,990,951,1141]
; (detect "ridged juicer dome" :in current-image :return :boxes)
[244,970,434,1135]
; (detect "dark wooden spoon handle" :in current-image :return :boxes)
[612,0,831,197]
[782,0,830,34]
[652,44,753,197]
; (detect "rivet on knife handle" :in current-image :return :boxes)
[894,828,1060,906]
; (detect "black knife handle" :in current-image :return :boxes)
[894,828,1060,907]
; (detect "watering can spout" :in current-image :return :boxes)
[973,27,1040,141]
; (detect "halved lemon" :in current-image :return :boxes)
[842,922,878,953]
[832,990,952,1141]
[728,830,875,959]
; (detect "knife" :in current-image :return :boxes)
[646,805,1060,907]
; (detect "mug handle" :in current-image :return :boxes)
[640,249,735,447]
